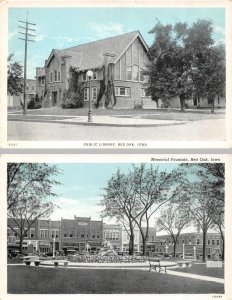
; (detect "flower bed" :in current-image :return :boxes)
[67,255,147,263]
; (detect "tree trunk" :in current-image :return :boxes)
[202,227,207,262]
[19,236,24,253]
[173,240,177,258]
[129,234,134,255]
[142,233,147,256]
[218,225,224,261]
[128,221,134,255]
[211,96,215,114]
[180,94,185,112]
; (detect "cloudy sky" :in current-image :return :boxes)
[48,163,178,223]
[8,7,225,79]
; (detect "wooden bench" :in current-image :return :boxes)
[148,259,178,273]
[148,259,167,273]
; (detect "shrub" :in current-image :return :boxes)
[62,90,83,109]
[66,254,147,263]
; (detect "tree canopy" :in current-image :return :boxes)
[7,163,62,252]
[7,53,23,96]
[145,19,225,112]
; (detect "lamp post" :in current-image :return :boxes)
[53,238,55,258]
[165,245,169,254]
[193,246,196,260]
[87,70,93,122]
[183,243,185,259]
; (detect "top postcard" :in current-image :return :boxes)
[1,0,232,149]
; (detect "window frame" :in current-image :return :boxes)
[84,88,89,101]
[92,87,97,100]
[115,86,130,97]
[49,72,53,83]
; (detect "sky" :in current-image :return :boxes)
[8,7,225,79]
[48,163,179,223]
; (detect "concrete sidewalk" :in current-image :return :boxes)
[166,270,224,284]
[8,113,186,127]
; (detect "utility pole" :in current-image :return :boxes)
[18,12,36,115]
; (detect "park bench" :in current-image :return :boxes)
[177,261,192,268]
[148,259,178,273]
[52,260,69,267]
[23,256,42,266]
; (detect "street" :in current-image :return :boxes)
[7,108,226,143]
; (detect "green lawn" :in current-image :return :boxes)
[8,265,224,294]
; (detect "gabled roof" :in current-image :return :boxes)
[45,31,148,71]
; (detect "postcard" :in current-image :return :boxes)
[0,0,232,149]
[0,154,231,299]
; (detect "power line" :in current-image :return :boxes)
[18,12,36,115]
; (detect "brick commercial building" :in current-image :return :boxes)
[36,31,156,109]
[7,216,223,259]
[152,232,223,259]
[7,216,103,253]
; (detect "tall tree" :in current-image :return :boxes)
[146,19,225,112]
[100,169,137,255]
[7,53,23,96]
[181,163,225,260]
[188,180,223,262]
[156,203,192,257]
[100,164,187,256]
[7,163,61,252]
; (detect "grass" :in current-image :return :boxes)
[8,107,225,122]
[175,263,224,278]
[8,265,224,294]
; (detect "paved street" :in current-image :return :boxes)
[7,108,226,142]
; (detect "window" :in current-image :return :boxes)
[49,72,53,83]
[126,66,132,80]
[13,228,19,237]
[30,228,35,238]
[81,234,85,238]
[139,68,146,82]
[92,87,97,100]
[132,65,139,81]
[57,71,61,82]
[92,234,95,239]
[41,77,45,85]
[83,73,87,81]
[64,231,68,237]
[54,70,58,82]
[84,88,89,101]
[97,235,100,239]
[197,238,200,245]
[115,87,130,97]
[208,239,210,245]
[217,240,220,246]
[212,240,215,245]
[93,72,97,80]
[40,229,49,239]
[141,88,148,97]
